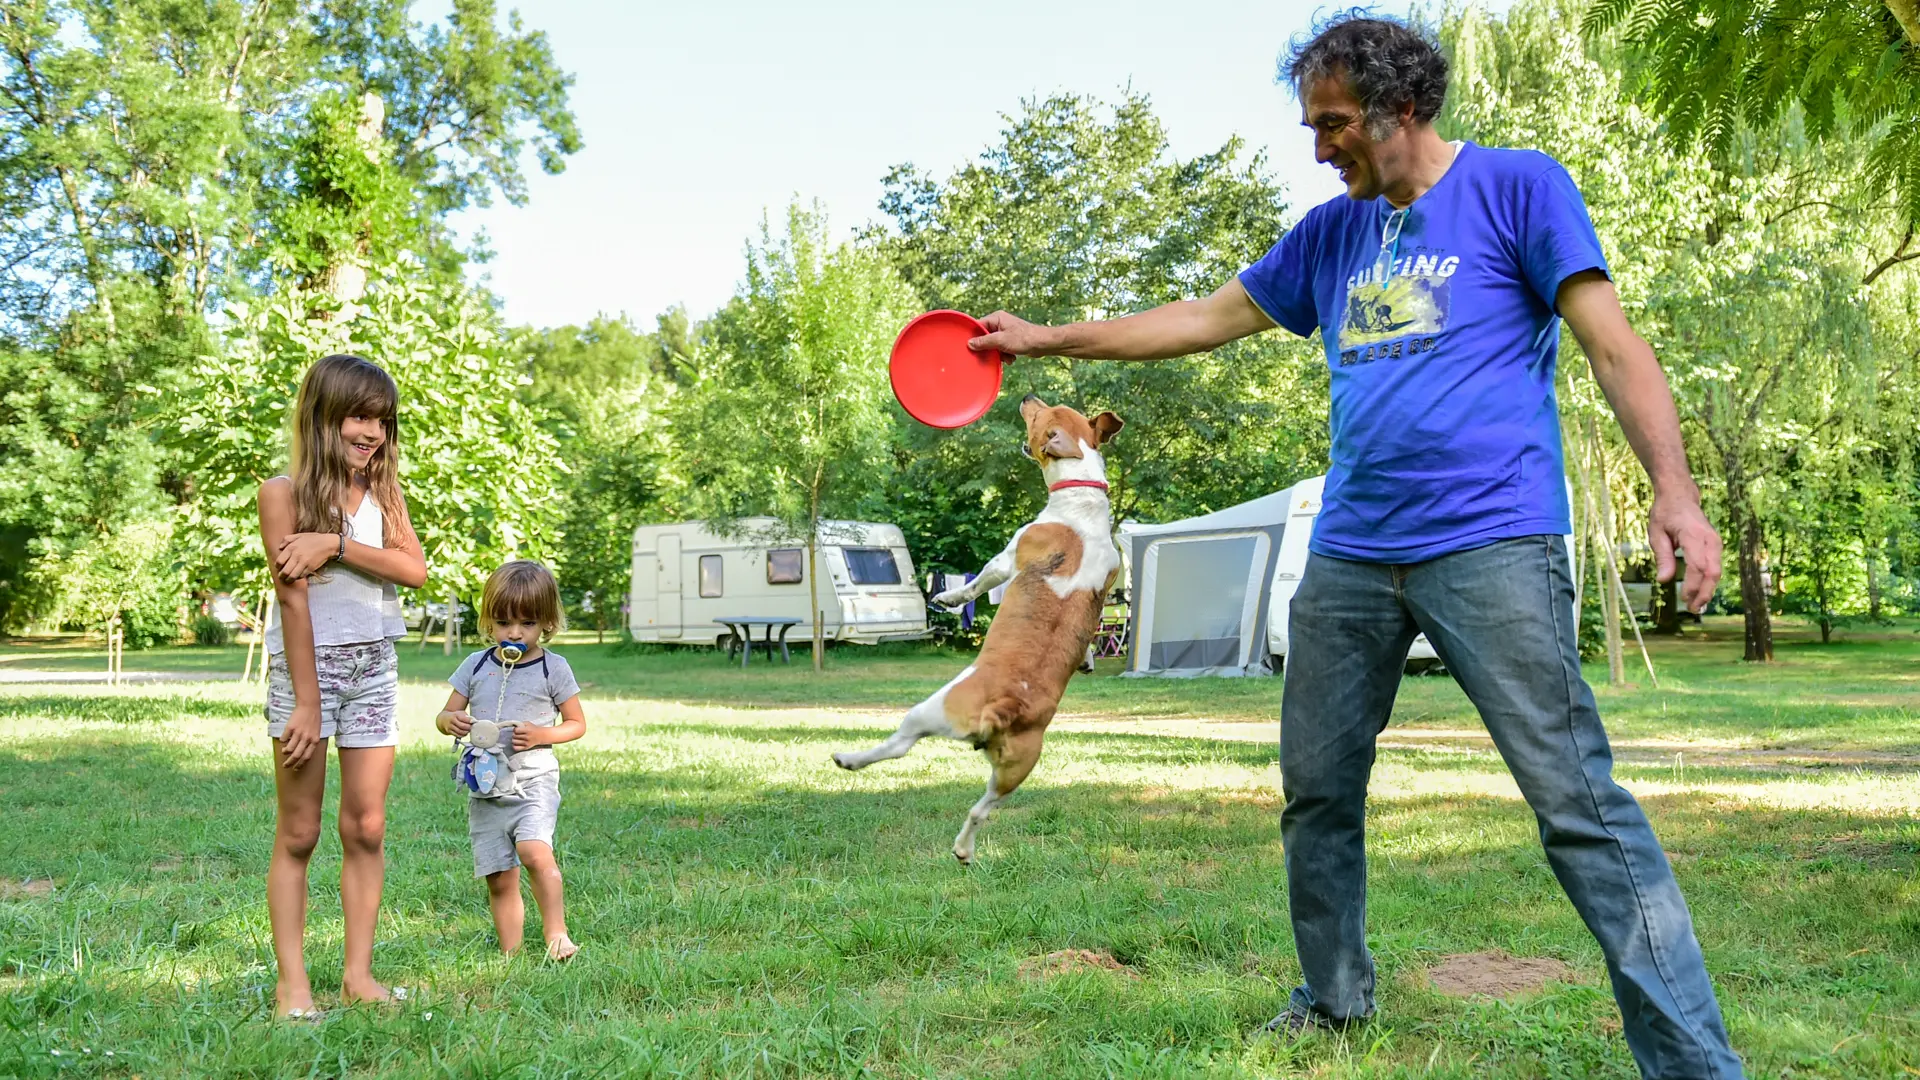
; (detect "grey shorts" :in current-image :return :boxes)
[264,640,401,749]
[468,772,561,877]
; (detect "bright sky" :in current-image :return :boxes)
[447,1,1492,331]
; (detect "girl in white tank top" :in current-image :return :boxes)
[255,354,428,1020]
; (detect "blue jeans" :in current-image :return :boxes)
[1279,535,1744,1080]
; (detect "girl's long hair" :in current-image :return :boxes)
[289,354,412,549]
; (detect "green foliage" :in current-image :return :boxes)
[317,0,584,218]
[0,299,204,630]
[0,0,580,629]
[174,269,564,603]
[1586,0,1920,230]
[0,0,580,329]
[1444,0,1920,661]
[190,613,233,647]
[872,93,1325,571]
[669,202,919,538]
[22,516,182,647]
[511,316,674,635]
[271,91,415,285]
[668,203,919,667]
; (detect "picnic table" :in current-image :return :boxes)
[714,617,802,667]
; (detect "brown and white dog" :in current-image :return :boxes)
[832,396,1123,863]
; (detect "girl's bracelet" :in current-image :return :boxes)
[335,531,346,561]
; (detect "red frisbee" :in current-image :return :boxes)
[889,310,1004,429]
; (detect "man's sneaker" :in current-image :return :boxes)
[1258,1004,1352,1041]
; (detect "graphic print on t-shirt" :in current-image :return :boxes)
[1335,251,1460,365]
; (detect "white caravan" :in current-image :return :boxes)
[627,519,931,648]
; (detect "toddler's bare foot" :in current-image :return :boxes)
[546,934,579,962]
[339,977,391,1006]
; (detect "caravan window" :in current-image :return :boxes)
[767,548,804,585]
[698,555,723,598]
[843,547,901,585]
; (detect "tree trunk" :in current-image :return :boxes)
[1813,567,1834,645]
[1654,575,1681,635]
[1736,507,1774,662]
[808,468,825,673]
[1889,0,1920,49]
[443,587,456,656]
[315,91,385,319]
[806,537,823,673]
[1864,536,1883,620]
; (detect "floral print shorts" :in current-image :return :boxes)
[265,640,401,749]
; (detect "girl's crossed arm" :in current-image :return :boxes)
[274,493,428,588]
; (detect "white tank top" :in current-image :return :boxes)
[266,491,409,655]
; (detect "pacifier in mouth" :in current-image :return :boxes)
[498,640,526,663]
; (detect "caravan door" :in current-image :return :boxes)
[1133,530,1272,674]
[657,532,683,638]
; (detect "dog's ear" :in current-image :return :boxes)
[1090,411,1124,447]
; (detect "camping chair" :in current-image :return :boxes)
[1091,599,1130,659]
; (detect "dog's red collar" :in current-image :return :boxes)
[1049,479,1109,493]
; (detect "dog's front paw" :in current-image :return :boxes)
[931,589,967,611]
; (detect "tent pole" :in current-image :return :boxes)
[1584,419,1656,687]
[1564,374,1589,628]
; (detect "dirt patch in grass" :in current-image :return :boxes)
[1427,951,1574,998]
[1019,949,1139,980]
[0,878,55,900]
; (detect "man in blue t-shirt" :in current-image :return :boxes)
[968,14,1743,1080]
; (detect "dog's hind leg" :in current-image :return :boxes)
[953,727,1044,865]
[832,666,974,771]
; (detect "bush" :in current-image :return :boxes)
[18,518,186,648]
[191,614,233,647]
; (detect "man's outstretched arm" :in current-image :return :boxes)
[968,277,1275,361]
[1557,269,1724,612]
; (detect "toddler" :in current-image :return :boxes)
[437,560,585,959]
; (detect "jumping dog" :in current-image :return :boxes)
[832,396,1123,863]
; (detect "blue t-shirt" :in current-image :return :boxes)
[1239,142,1606,563]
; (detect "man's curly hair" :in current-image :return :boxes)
[1284,9,1450,140]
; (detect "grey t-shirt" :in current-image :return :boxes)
[449,647,581,783]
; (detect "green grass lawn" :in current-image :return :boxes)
[2,618,1916,1077]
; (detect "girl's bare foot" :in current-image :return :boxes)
[277,978,316,1020]
[339,977,391,1006]
[546,934,579,962]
